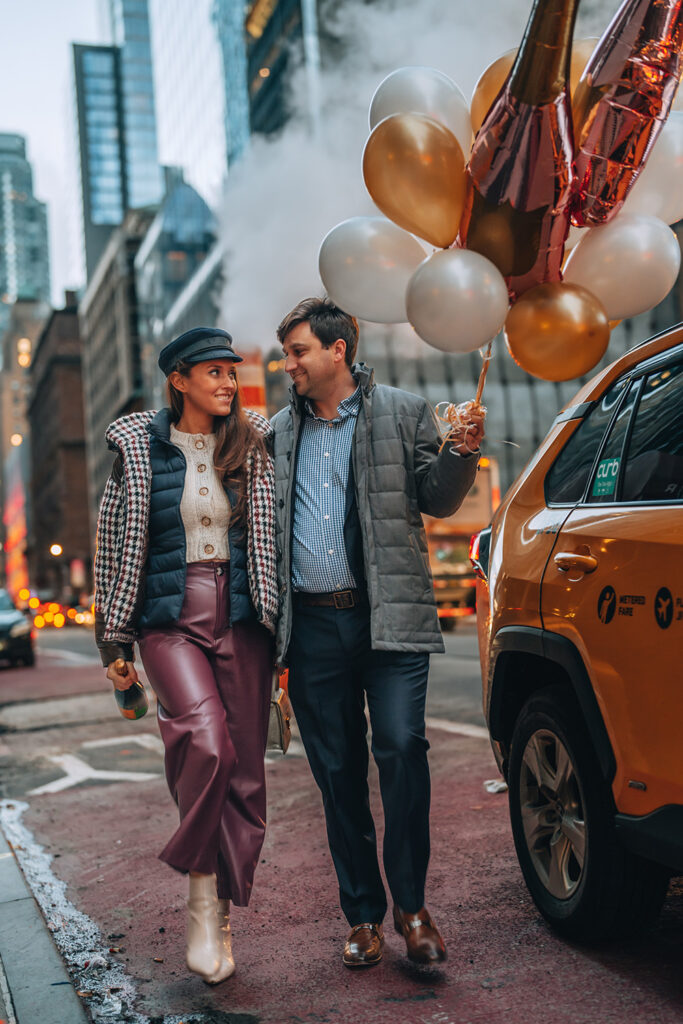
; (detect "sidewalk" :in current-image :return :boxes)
[0,826,88,1024]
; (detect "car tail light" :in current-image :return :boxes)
[469,526,492,581]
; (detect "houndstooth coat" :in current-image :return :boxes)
[94,409,278,660]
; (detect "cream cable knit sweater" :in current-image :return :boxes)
[170,426,231,562]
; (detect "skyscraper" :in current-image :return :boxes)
[0,134,50,338]
[107,0,163,209]
[72,0,162,280]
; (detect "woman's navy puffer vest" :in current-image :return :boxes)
[139,409,253,629]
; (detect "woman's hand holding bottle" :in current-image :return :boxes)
[106,658,139,690]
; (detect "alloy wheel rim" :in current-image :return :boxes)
[519,729,587,900]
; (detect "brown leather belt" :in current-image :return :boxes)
[293,589,361,609]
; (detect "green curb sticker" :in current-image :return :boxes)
[593,457,620,497]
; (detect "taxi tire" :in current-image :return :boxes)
[508,684,669,943]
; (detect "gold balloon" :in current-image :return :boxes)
[504,282,610,381]
[470,38,599,136]
[470,49,516,137]
[362,113,466,249]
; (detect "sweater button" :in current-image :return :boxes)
[202,516,211,526]
[199,487,208,495]
[278,499,284,508]
[198,464,207,473]
[195,439,205,449]
[204,544,214,555]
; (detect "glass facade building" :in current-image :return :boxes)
[73,0,162,281]
[0,134,50,338]
[135,168,217,407]
[108,0,163,209]
[148,0,228,204]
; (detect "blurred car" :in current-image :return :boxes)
[425,456,500,630]
[0,589,35,666]
[471,322,683,941]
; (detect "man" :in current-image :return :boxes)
[271,298,484,968]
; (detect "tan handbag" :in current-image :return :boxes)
[267,671,292,754]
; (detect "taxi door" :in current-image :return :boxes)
[540,359,683,817]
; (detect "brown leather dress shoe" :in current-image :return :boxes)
[393,905,447,964]
[342,923,384,968]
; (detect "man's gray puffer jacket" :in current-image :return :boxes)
[272,363,479,664]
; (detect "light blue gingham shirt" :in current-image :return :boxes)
[291,385,362,593]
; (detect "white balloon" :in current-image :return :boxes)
[564,224,585,251]
[406,249,509,353]
[563,213,681,321]
[318,216,426,324]
[369,66,472,157]
[624,112,683,225]
[674,81,683,112]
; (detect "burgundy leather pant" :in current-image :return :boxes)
[138,563,273,904]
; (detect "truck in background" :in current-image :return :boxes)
[424,456,501,630]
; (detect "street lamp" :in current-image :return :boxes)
[50,544,64,601]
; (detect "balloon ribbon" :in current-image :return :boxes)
[436,341,493,454]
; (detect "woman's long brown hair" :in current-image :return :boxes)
[167,359,268,528]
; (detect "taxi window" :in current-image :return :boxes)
[545,379,629,504]
[622,362,683,503]
[587,380,640,503]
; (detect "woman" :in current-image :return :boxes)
[94,327,277,985]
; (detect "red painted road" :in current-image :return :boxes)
[16,719,683,1024]
[0,651,104,703]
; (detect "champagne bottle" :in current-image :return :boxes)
[572,0,683,226]
[459,0,579,300]
[113,658,149,720]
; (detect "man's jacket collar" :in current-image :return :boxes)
[288,362,375,411]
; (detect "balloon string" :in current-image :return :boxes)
[435,341,493,454]
[476,340,493,404]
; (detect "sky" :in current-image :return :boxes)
[0,0,103,304]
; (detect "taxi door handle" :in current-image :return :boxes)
[554,552,598,573]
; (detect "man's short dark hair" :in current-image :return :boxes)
[277,297,359,366]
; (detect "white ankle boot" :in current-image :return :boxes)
[186,873,221,980]
[206,898,235,984]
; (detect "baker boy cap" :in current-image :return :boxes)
[158,327,243,377]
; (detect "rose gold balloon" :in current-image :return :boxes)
[470,39,598,136]
[572,0,683,227]
[363,113,466,248]
[504,282,610,381]
[460,0,579,300]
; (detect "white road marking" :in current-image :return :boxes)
[425,716,489,740]
[28,753,159,795]
[39,648,101,665]
[80,733,165,756]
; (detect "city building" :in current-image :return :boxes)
[0,298,50,595]
[27,294,91,602]
[80,207,154,539]
[149,0,229,204]
[72,0,162,281]
[135,167,217,408]
[0,134,50,338]
[161,242,224,357]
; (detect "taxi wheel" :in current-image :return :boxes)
[508,684,669,942]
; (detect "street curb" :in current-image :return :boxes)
[0,828,88,1024]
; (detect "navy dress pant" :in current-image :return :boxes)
[287,597,431,926]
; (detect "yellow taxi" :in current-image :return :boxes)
[471,322,683,941]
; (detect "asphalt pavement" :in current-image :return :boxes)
[0,625,681,1024]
